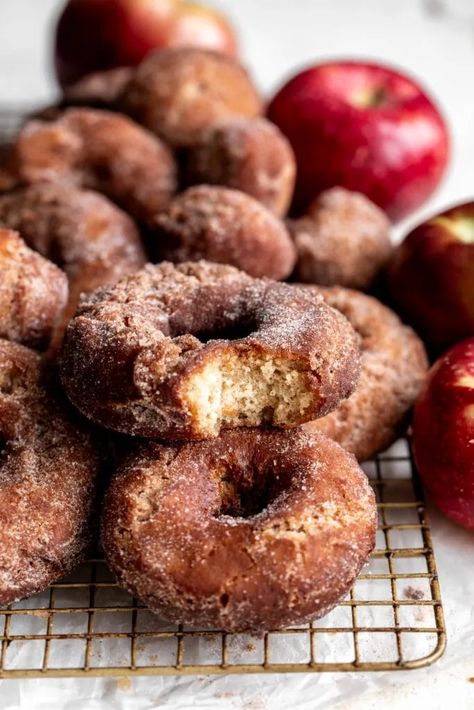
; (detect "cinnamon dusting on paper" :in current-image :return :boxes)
[116,677,132,691]
[403,586,424,600]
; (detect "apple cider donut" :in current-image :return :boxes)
[7,108,177,225]
[32,68,134,122]
[287,187,392,289]
[101,427,377,633]
[151,186,296,279]
[60,261,360,439]
[186,117,296,217]
[0,229,68,350]
[303,287,429,461]
[119,48,263,148]
[0,339,97,606]
[0,183,146,324]
[62,67,133,110]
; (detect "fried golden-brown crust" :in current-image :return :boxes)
[186,117,296,216]
[101,427,376,633]
[7,108,177,225]
[288,187,392,289]
[303,287,429,461]
[0,229,68,350]
[119,48,263,148]
[151,186,296,279]
[60,261,360,439]
[0,339,98,606]
[0,184,146,326]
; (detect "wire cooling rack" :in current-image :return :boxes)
[0,438,446,678]
[0,110,446,677]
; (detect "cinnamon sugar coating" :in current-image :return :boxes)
[7,108,177,224]
[151,186,296,279]
[60,261,360,439]
[186,117,296,216]
[288,187,392,289]
[303,287,429,461]
[101,427,376,633]
[119,48,263,148]
[0,229,68,350]
[0,184,146,326]
[0,340,98,606]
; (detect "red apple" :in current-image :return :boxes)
[54,0,238,88]
[413,338,474,530]
[388,201,474,350]
[267,61,449,221]
[166,2,238,55]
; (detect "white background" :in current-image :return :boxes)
[0,1,473,708]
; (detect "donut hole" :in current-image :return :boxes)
[217,474,272,518]
[215,462,291,519]
[183,351,316,437]
[0,365,26,395]
[193,318,258,344]
[0,432,7,459]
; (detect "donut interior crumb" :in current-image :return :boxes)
[182,352,316,436]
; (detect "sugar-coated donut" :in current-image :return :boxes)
[119,48,263,147]
[62,67,133,110]
[0,340,97,606]
[288,187,392,289]
[101,427,377,633]
[151,186,296,280]
[0,229,68,350]
[7,108,177,225]
[303,287,429,461]
[0,183,146,325]
[60,261,360,439]
[186,117,296,216]
[33,68,134,123]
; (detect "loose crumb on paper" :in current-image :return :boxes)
[116,677,132,691]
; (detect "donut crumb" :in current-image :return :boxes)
[182,351,316,436]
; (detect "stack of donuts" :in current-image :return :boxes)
[0,48,428,633]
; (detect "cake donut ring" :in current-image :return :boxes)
[33,68,134,122]
[60,261,360,440]
[151,185,296,280]
[0,339,97,606]
[101,427,377,633]
[0,183,146,325]
[119,48,263,148]
[185,117,296,217]
[6,108,177,225]
[61,67,133,110]
[0,228,68,350]
[287,187,392,290]
[303,287,429,461]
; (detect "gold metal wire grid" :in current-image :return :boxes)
[0,438,446,678]
[0,110,446,677]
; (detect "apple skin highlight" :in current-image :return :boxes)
[267,60,449,221]
[55,0,238,88]
[413,338,474,531]
[388,201,474,350]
